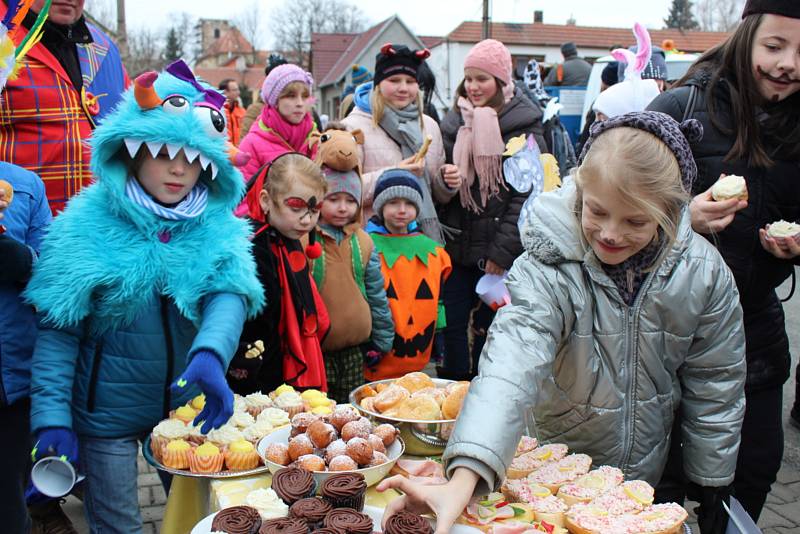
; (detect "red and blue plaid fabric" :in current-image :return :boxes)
[0,13,129,214]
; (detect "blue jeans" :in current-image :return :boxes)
[440,264,496,379]
[80,434,171,534]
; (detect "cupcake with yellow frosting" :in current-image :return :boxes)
[224,439,261,471]
[311,405,333,416]
[172,404,198,424]
[191,394,206,412]
[151,419,191,462]
[188,442,224,473]
[162,439,193,469]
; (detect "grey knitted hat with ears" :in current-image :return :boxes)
[578,110,703,193]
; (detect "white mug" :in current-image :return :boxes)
[30,456,84,498]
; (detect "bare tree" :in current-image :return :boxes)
[270,0,369,70]
[84,0,116,31]
[695,0,744,31]
[235,1,262,65]
[126,27,163,77]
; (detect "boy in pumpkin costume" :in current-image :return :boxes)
[309,126,394,402]
[365,170,451,380]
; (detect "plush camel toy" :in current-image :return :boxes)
[310,124,365,175]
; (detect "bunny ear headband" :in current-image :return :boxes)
[612,22,652,82]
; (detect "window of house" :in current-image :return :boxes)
[214,28,220,39]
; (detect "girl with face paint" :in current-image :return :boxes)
[648,0,800,523]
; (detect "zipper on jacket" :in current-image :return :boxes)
[160,296,175,420]
[87,339,105,412]
[619,272,657,475]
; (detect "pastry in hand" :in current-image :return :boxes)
[767,220,800,243]
[711,174,747,201]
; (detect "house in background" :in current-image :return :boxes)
[427,17,729,111]
[312,15,441,119]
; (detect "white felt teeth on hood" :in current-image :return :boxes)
[183,147,200,164]
[124,138,143,159]
[166,143,181,160]
[145,141,162,158]
[199,154,211,171]
[210,162,218,180]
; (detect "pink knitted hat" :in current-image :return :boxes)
[464,39,513,87]
[260,64,314,108]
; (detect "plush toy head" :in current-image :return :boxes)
[90,59,245,216]
[310,126,364,173]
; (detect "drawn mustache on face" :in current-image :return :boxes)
[756,66,800,85]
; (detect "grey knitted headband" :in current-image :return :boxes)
[579,111,703,193]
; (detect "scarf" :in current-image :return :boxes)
[260,105,315,153]
[524,59,550,103]
[258,224,329,390]
[600,233,665,306]
[125,177,208,220]
[452,96,506,213]
[379,103,445,244]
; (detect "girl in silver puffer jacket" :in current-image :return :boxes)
[377,111,747,534]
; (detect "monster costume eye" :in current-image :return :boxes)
[162,95,189,114]
[194,106,226,137]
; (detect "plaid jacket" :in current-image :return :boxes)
[0,17,129,214]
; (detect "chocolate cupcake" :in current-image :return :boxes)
[211,505,262,534]
[383,511,434,534]
[309,529,344,534]
[257,517,307,534]
[322,508,373,534]
[272,467,316,505]
[289,497,332,529]
[320,473,367,511]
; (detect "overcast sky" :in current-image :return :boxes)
[119,0,680,46]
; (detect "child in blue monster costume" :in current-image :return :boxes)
[24,60,264,533]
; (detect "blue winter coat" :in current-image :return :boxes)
[31,292,245,437]
[25,64,265,437]
[0,162,51,407]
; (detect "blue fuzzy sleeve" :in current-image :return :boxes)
[189,292,247,368]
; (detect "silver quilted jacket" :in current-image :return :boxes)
[443,178,746,490]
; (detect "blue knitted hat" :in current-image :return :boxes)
[373,169,424,219]
[351,64,372,86]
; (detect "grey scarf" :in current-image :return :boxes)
[379,104,445,244]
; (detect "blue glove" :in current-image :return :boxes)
[171,350,233,433]
[32,427,79,467]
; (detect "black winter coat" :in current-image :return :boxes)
[648,72,799,392]
[439,88,546,270]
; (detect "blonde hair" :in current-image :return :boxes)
[264,153,327,201]
[575,127,688,263]
[279,81,311,100]
[370,85,425,128]
[339,93,355,120]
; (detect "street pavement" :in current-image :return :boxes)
[63,270,800,533]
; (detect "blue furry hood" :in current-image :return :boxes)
[91,62,243,222]
[25,61,265,332]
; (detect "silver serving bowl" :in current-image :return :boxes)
[349,378,461,455]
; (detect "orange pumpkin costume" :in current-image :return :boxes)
[366,232,451,380]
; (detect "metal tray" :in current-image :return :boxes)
[142,435,271,479]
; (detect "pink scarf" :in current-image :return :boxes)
[261,106,316,155]
[452,96,506,213]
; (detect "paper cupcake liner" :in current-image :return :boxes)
[188,451,224,473]
[321,492,365,512]
[280,404,305,419]
[161,446,191,470]
[150,435,168,463]
[224,450,261,471]
[246,406,268,418]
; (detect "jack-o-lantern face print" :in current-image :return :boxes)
[384,256,440,358]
